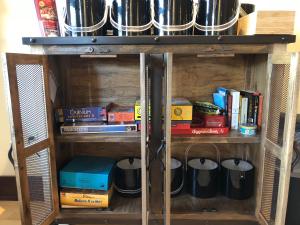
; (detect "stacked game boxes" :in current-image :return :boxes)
[134,98,193,132]
[56,103,137,134]
[59,156,115,208]
[172,101,229,135]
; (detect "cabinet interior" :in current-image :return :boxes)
[48,53,269,223]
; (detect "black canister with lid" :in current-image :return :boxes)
[110,0,152,36]
[194,0,239,35]
[221,158,255,200]
[65,0,108,36]
[153,0,195,35]
[115,157,141,197]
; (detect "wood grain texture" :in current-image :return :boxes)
[172,193,255,219]
[172,55,246,102]
[238,11,296,35]
[42,44,273,55]
[58,55,140,107]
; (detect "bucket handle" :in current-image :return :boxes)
[152,0,199,32]
[195,0,241,32]
[109,6,153,32]
[185,143,220,171]
[64,4,109,33]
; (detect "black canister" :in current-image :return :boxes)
[153,0,195,35]
[65,0,108,36]
[221,159,255,200]
[194,0,240,35]
[241,3,256,15]
[110,0,152,36]
[171,158,184,196]
[187,158,219,198]
[115,158,141,197]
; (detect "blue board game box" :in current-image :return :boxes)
[56,104,112,123]
[60,156,115,191]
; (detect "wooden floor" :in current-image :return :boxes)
[0,201,21,225]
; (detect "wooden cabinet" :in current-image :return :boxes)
[2,36,300,225]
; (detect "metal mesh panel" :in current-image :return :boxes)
[260,149,281,224]
[26,149,53,225]
[266,64,290,146]
[16,64,48,148]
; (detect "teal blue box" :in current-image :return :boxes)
[59,156,115,191]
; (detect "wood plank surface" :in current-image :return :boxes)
[172,55,246,102]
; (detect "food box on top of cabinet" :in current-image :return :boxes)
[60,156,115,191]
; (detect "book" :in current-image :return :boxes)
[240,97,248,124]
[56,104,112,123]
[214,87,228,110]
[108,105,135,123]
[227,94,233,128]
[213,93,226,110]
[60,122,137,134]
[257,95,264,130]
[229,90,240,130]
[60,187,113,208]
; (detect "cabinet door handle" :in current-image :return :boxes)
[8,145,15,168]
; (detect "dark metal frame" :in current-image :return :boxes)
[22,35,295,46]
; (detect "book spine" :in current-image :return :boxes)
[227,94,232,128]
[230,91,240,130]
[240,97,248,124]
[253,95,259,125]
[247,95,253,123]
[257,95,264,130]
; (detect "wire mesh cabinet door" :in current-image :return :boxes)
[256,50,300,225]
[4,54,59,225]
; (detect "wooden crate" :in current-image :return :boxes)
[238,11,296,35]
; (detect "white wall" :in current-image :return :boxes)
[0,0,40,176]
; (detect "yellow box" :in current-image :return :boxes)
[171,98,193,121]
[60,187,113,208]
[135,98,193,121]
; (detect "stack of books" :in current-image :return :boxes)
[213,87,263,130]
[56,104,137,134]
[59,156,115,208]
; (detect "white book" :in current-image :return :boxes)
[240,97,248,124]
[230,90,240,130]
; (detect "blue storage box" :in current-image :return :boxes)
[60,156,115,191]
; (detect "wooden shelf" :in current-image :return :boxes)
[172,130,261,144]
[56,195,141,224]
[55,132,141,143]
[55,130,260,144]
[171,193,256,222]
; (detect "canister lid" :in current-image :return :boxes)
[240,123,257,130]
[171,158,182,169]
[221,159,254,172]
[117,158,141,170]
[188,158,218,170]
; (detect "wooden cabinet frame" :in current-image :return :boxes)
[2,36,300,225]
